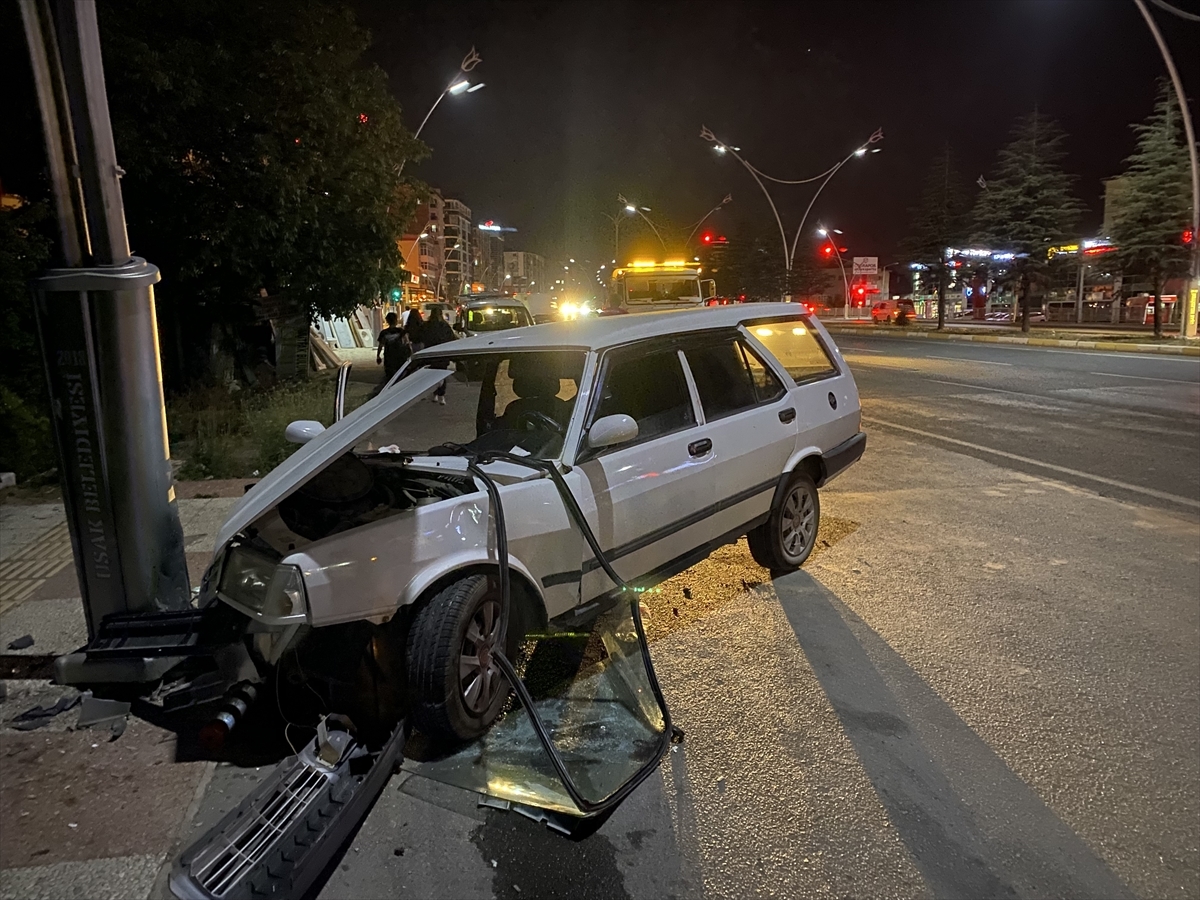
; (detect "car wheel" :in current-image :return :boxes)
[748,471,820,571]
[406,574,512,742]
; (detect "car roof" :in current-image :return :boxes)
[412,302,813,356]
[462,297,526,308]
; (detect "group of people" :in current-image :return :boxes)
[375,306,457,403]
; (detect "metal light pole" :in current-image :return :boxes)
[617,194,668,251]
[398,47,484,174]
[601,204,636,261]
[20,0,189,681]
[685,194,733,246]
[701,125,883,298]
[818,227,850,316]
[1133,0,1199,337]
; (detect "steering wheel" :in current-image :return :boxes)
[517,410,565,435]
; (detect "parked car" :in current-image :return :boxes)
[454,297,534,336]
[201,305,865,746]
[871,299,915,323]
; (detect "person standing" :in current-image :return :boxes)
[404,307,425,352]
[422,307,457,405]
[376,311,411,381]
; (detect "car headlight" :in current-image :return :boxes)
[218,545,307,622]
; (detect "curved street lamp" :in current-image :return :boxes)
[685,193,733,246]
[617,194,668,251]
[817,226,850,314]
[700,125,883,291]
[398,47,484,174]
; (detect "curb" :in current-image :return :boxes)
[822,325,1200,357]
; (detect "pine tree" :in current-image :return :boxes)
[901,144,971,330]
[971,110,1086,333]
[1108,80,1193,338]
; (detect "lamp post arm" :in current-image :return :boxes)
[685,200,727,245]
[637,210,668,251]
[704,130,789,270]
[789,152,853,266]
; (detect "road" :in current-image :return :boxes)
[162,337,1199,900]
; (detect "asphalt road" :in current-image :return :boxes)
[838,335,1200,512]
[297,337,1199,900]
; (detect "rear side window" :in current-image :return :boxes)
[746,319,837,384]
[592,349,695,443]
[685,341,757,420]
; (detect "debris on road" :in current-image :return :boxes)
[10,693,81,730]
[76,695,131,730]
[7,634,35,650]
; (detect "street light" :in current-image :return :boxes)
[398,47,484,174]
[818,225,850,315]
[701,124,883,293]
[685,193,733,246]
[617,193,667,251]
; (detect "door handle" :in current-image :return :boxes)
[688,438,712,457]
[778,407,796,424]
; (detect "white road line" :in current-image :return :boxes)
[1091,372,1199,386]
[844,347,885,353]
[925,355,1012,366]
[863,416,1200,510]
[930,380,1032,397]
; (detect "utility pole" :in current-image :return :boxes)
[21,0,189,683]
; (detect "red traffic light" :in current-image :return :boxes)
[821,245,833,256]
[702,232,713,243]
[1184,229,1195,246]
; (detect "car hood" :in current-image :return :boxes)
[214,368,452,550]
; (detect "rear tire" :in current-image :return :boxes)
[748,471,820,571]
[406,574,512,742]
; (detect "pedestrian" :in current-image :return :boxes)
[404,307,425,352]
[422,307,457,405]
[376,311,411,381]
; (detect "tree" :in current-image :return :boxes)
[900,144,970,330]
[98,0,426,387]
[1108,80,1193,339]
[971,110,1086,333]
[718,231,788,301]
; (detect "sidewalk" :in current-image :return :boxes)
[820,320,1200,356]
[0,484,245,900]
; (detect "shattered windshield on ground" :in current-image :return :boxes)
[355,350,587,460]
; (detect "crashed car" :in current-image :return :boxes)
[201,304,865,745]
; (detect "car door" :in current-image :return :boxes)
[741,315,858,458]
[679,333,796,544]
[571,342,714,601]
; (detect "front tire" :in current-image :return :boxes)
[748,471,820,571]
[406,574,512,742]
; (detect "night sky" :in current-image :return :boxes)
[353,0,1198,266]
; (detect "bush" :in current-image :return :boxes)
[0,385,53,480]
[168,376,336,479]
[895,307,911,327]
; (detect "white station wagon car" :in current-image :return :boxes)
[202,304,865,743]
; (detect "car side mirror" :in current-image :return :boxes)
[285,420,326,444]
[587,414,638,450]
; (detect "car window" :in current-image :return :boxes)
[745,318,838,384]
[591,348,695,444]
[359,350,585,459]
[740,342,786,403]
[684,340,758,421]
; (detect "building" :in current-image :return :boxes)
[503,251,547,293]
[442,197,472,298]
[472,225,506,291]
[398,189,445,303]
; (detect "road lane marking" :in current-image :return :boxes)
[862,415,1200,510]
[844,347,885,352]
[925,355,1012,366]
[930,380,1032,397]
[1090,372,1198,386]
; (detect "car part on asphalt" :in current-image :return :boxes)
[10,693,82,730]
[7,634,35,650]
[198,681,259,752]
[170,714,405,900]
[75,694,131,729]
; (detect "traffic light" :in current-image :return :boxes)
[702,232,714,244]
[389,287,402,302]
[821,245,834,257]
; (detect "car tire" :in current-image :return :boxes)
[406,574,512,743]
[747,471,821,571]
